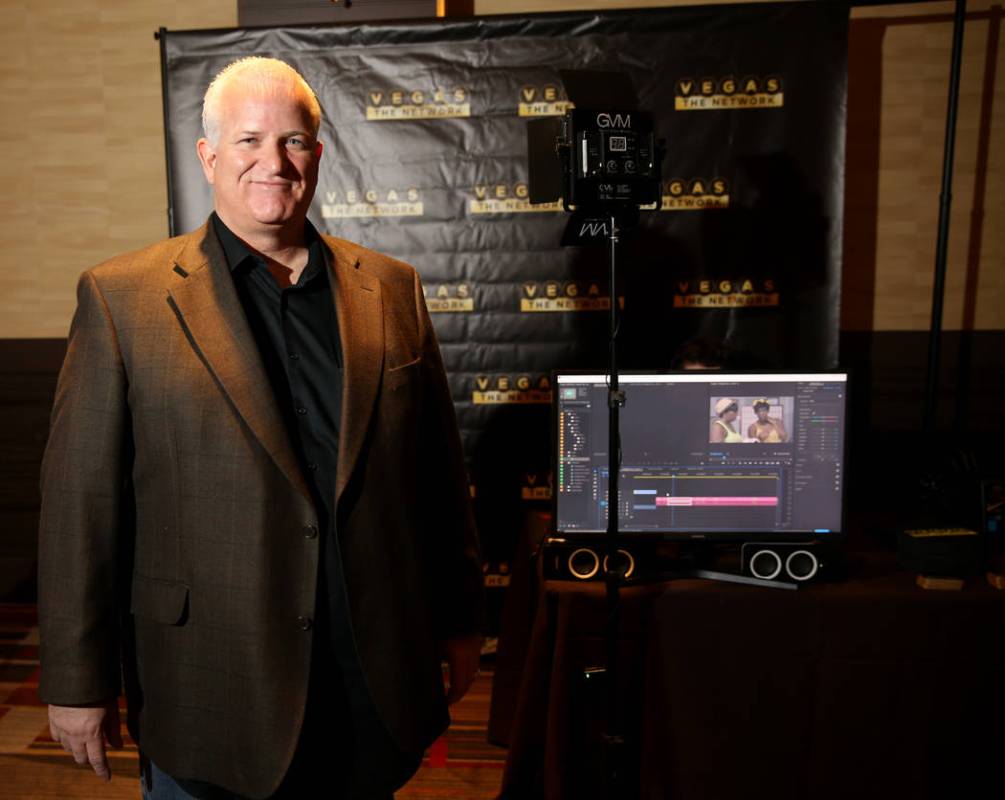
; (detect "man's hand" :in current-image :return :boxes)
[48,699,123,781]
[443,633,484,705]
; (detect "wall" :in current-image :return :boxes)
[0,0,237,340]
[846,1,1003,331]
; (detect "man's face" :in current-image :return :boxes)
[197,84,322,238]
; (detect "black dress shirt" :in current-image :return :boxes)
[211,214,416,797]
[212,212,342,532]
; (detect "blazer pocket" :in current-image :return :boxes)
[131,574,189,625]
[384,354,422,392]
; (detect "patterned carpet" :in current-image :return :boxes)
[0,604,505,799]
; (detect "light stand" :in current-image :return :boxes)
[922,0,967,430]
[601,210,627,795]
[527,69,662,799]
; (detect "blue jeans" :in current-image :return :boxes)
[141,759,244,800]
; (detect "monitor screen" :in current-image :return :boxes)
[555,372,848,539]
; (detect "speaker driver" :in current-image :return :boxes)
[785,550,819,581]
[602,548,635,578]
[749,549,783,580]
[568,548,600,580]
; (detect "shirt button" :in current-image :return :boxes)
[296,407,308,415]
[297,616,312,631]
[307,462,317,472]
[304,523,318,539]
[288,352,300,360]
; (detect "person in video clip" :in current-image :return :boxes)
[710,397,743,443]
[747,398,788,443]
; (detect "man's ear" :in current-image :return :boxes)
[196,138,216,185]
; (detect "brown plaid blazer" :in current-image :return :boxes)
[37,221,484,798]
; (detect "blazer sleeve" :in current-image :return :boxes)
[37,270,130,705]
[413,270,486,639]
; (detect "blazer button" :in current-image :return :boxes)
[297,616,312,631]
[304,523,318,539]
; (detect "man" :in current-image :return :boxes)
[38,58,484,799]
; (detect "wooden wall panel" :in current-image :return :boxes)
[0,0,236,340]
[0,340,66,599]
[852,1,1004,331]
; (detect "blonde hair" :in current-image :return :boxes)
[201,57,322,145]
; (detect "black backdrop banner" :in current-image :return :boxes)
[161,4,848,560]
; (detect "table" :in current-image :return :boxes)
[490,550,1005,799]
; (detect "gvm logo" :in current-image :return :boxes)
[596,112,631,129]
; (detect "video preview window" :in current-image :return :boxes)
[708,396,794,444]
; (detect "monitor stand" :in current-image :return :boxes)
[660,566,798,590]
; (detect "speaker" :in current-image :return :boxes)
[741,542,830,583]
[542,538,655,582]
[896,527,984,578]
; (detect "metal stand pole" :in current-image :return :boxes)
[922,0,967,430]
[603,212,627,797]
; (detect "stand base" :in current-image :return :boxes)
[660,568,797,590]
[916,574,965,591]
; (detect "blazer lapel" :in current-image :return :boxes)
[167,223,312,503]
[323,235,384,508]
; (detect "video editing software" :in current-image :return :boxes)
[555,373,848,537]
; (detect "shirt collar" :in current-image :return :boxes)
[211,212,324,282]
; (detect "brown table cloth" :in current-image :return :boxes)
[493,552,1005,799]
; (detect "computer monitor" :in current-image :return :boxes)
[554,371,848,541]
